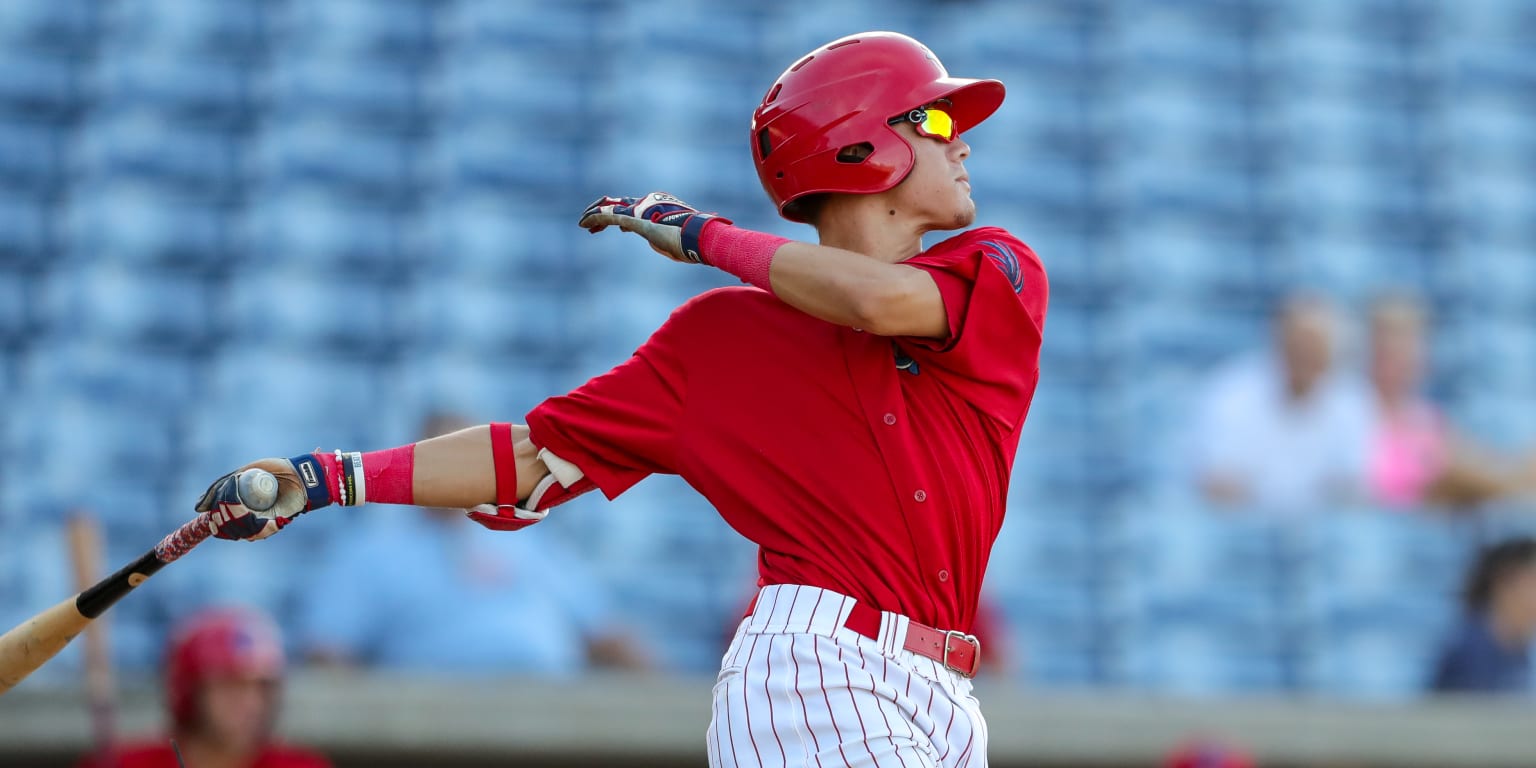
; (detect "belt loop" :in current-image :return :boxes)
[877,611,908,657]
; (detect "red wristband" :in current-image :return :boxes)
[699,221,788,292]
[315,451,345,506]
[360,445,415,505]
[489,422,519,507]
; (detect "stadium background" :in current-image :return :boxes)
[3,0,1536,765]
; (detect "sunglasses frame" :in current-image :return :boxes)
[887,106,957,143]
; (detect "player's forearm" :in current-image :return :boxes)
[411,425,549,508]
[768,241,947,338]
[699,222,946,337]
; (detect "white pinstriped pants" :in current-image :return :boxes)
[708,585,988,768]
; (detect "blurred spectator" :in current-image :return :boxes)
[1430,537,1536,694]
[1190,295,1372,513]
[1367,296,1536,509]
[971,596,1016,678]
[1164,739,1256,768]
[295,413,648,675]
[78,607,329,768]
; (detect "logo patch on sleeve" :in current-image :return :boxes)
[980,240,1025,294]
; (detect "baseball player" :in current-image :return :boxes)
[199,31,1046,768]
[76,607,330,768]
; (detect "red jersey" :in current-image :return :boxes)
[528,227,1047,631]
[76,741,330,768]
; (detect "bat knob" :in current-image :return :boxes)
[235,469,280,512]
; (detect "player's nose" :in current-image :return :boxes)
[950,137,970,162]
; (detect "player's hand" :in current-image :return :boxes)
[194,457,314,541]
[578,192,732,264]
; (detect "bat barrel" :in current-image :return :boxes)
[0,598,92,695]
[0,512,219,697]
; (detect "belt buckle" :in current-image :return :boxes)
[941,630,980,678]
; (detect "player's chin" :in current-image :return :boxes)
[948,199,977,229]
[920,197,976,232]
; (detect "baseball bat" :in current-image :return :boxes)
[66,515,118,759]
[0,469,280,696]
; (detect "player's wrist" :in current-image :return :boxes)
[677,213,727,264]
[290,453,339,510]
[696,221,789,292]
[289,445,416,510]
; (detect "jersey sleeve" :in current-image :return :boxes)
[525,300,694,500]
[900,227,1049,429]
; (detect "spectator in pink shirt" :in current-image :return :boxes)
[1367,296,1536,509]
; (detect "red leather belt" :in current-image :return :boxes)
[843,600,981,679]
[745,592,981,678]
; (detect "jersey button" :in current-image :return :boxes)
[914,489,927,502]
[938,570,950,582]
[883,413,896,426]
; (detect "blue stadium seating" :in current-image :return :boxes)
[0,52,80,120]
[274,0,435,61]
[221,264,403,356]
[1109,508,1292,694]
[267,54,423,129]
[0,194,51,267]
[93,49,253,124]
[240,186,410,274]
[443,0,597,53]
[427,120,582,196]
[0,0,96,54]
[0,119,64,194]
[40,264,214,350]
[437,48,591,133]
[252,118,418,201]
[102,0,266,59]
[76,109,244,197]
[64,181,233,269]
[420,193,589,285]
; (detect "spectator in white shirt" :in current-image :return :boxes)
[1191,295,1373,515]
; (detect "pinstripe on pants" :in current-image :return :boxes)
[708,585,989,768]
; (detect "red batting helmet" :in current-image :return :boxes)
[166,607,285,727]
[1164,740,1257,768]
[750,31,1005,222]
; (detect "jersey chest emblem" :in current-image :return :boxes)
[980,239,1025,294]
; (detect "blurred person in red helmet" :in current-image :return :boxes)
[79,606,329,768]
[1164,739,1256,768]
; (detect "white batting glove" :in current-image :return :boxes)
[193,459,311,541]
[578,192,732,264]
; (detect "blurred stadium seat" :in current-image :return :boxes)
[93,49,254,124]
[75,109,244,198]
[274,0,435,61]
[101,0,266,58]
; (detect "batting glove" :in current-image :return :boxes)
[194,455,330,541]
[579,192,732,264]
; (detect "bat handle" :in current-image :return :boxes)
[75,513,216,621]
[153,513,213,564]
